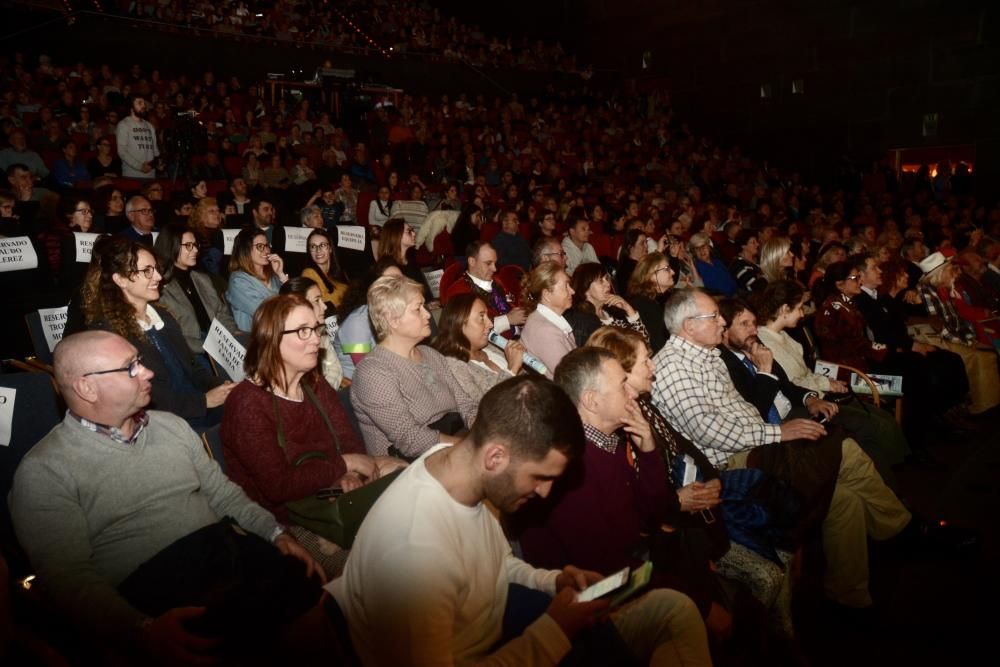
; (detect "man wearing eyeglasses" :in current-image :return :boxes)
[9,331,326,663]
[120,195,156,248]
[531,237,567,270]
[651,288,915,615]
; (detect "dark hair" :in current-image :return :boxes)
[80,237,148,340]
[303,228,345,289]
[58,192,92,227]
[432,292,484,362]
[554,346,616,407]
[619,228,645,261]
[279,275,319,298]
[878,260,909,296]
[815,259,865,305]
[336,255,400,322]
[253,196,275,215]
[93,185,123,216]
[735,229,758,251]
[470,376,584,463]
[152,221,195,282]
[751,280,806,324]
[717,297,752,328]
[570,262,608,315]
[465,239,492,261]
[244,293,320,394]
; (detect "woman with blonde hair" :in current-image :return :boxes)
[626,252,676,353]
[350,275,478,458]
[187,197,225,275]
[518,261,576,378]
[759,236,794,284]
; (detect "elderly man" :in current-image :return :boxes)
[532,236,568,269]
[492,210,532,270]
[442,240,526,334]
[9,331,324,663]
[332,375,711,666]
[119,195,156,247]
[651,288,914,612]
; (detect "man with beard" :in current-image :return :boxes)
[116,95,160,179]
[332,376,710,666]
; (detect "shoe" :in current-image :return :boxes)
[899,518,979,556]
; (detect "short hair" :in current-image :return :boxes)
[554,346,616,407]
[5,163,30,178]
[751,280,805,324]
[521,261,565,313]
[585,326,648,373]
[244,293,320,394]
[688,232,711,253]
[367,274,425,341]
[717,297,752,327]
[58,192,91,224]
[465,239,492,261]
[469,375,584,463]
[627,251,668,299]
[663,287,703,335]
[432,292,484,362]
[253,196,275,215]
[124,195,148,216]
[299,205,321,226]
[531,237,561,267]
[735,229,758,250]
[228,227,274,278]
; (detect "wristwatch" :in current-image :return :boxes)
[269,525,289,544]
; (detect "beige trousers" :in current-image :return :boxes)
[610,589,712,667]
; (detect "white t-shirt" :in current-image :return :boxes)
[331,444,569,666]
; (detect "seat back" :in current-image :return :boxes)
[200,424,227,474]
[438,261,466,305]
[496,265,526,304]
[24,312,55,366]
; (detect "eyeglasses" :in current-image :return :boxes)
[543,251,567,258]
[179,242,198,251]
[83,355,144,378]
[686,312,722,322]
[131,208,154,216]
[282,324,327,340]
[75,207,93,215]
[308,243,331,251]
[253,242,272,252]
[654,266,673,276]
[845,274,860,282]
[133,265,158,279]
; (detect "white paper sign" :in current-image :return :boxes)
[337,225,366,251]
[814,360,840,378]
[325,315,339,340]
[424,268,444,300]
[850,373,904,397]
[203,318,246,382]
[283,226,313,253]
[0,386,14,447]
[0,236,39,272]
[222,228,241,255]
[74,232,101,263]
[38,306,69,352]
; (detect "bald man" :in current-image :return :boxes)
[10,331,323,662]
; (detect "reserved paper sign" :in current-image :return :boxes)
[203,319,246,382]
[74,232,101,263]
[283,227,312,253]
[325,314,339,340]
[425,268,444,300]
[38,306,69,352]
[0,236,39,272]
[222,228,241,255]
[337,225,366,251]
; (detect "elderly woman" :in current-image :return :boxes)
[334,258,402,380]
[432,293,524,401]
[301,229,348,313]
[917,253,1000,414]
[154,222,241,354]
[221,293,400,577]
[188,197,226,275]
[279,277,344,389]
[81,237,233,429]
[519,261,577,378]
[226,228,289,331]
[350,275,478,458]
[626,252,676,353]
[564,262,648,347]
[689,232,736,297]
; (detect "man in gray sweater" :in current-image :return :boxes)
[9,331,323,662]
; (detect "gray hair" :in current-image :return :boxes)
[299,205,321,226]
[663,287,703,335]
[124,196,148,217]
[367,274,426,342]
[688,232,711,254]
[553,347,615,407]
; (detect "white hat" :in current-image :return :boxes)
[918,251,949,275]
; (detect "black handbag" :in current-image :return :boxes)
[277,384,401,549]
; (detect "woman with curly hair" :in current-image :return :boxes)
[564,262,648,347]
[81,237,233,429]
[518,261,576,378]
[187,197,226,275]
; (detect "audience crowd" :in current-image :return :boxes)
[1,47,997,665]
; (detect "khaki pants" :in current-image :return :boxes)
[610,589,712,667]
[729,438,911,608]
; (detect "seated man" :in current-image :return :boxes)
[561,216,599,275]
[493,210,533,270]
[332,376,711,666]
[118,195,156,248]
[718,297,909,481]
[10,331,325,663]
[651,288,913,611]
[442,240,526,335]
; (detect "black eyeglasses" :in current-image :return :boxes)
[253,242,272,252]
[131,208,154,216]
[308,243,331,251]
[133,265,157,279]
[282,324,327,340]
[83,355,144,378]
[179,242,198,251]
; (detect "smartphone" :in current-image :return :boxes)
[576,567,629,602]
[316,487,344,500]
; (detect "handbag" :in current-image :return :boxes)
[277,383,402,549]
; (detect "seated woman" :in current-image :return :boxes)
[334,257,403,380]
[300,229,348,314]
[81,237,233,429]
[615,227,648,295]
[92,185,127,234]
[226,227,289,331]
[519,261,577,379]
[626,252,676,354]
[564,262,648,347]
[690,232,736,297]
[367,185,396,232]
[221,293,401,577]
[188,197,226,275]
[432,293,524,401]
[280,277,344,389]
[57,193,102,299]
[759,236,795,284]
[376,218,432,301]
[449,204,484,259]
[917,253,1000,415]
[154,222,241,354]
[350,274,478,458]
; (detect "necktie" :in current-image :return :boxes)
[741,355,782,425]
